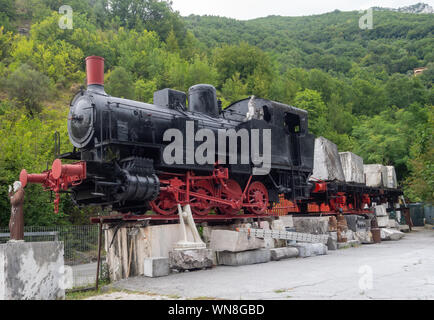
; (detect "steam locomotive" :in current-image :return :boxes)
[20,56,401,219]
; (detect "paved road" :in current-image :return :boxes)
[71,262,97,287]
[109,228,434,300]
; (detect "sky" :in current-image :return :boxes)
[171,0,434,20]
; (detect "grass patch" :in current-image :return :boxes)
[66,287,116,300]
[273,289,287,294]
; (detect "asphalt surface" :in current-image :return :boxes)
[71,262,97,287]
[107,227,434,300]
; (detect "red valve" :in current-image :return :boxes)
[20,159,86,213]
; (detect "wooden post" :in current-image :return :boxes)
[96,219,103,291]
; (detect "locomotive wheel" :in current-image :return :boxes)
[245,181,269,215]
[190,180,215,216]
[218,179,243,215]
[150,191,177,216]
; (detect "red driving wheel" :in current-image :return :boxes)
[190,180,215,216]
[246,181,269,215]
[218,179,242,215]
[150,191,177,216]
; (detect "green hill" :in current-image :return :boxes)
[185,10,434,74]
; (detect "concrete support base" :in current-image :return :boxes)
[210,230,264,252]
[0,242,65,300]
[270,247,299,261]
[353,231,373,244]
[169,249,214,271]
[144,257,170,278]
[292,217,329,234]
[381,228,405,241]
[327,232,338,250]
[217,249,271,266]
[105,224,195,281]
[290,243,327,258]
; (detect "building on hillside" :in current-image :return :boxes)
[414,67,428,76]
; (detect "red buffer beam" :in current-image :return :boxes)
[20,159,86,213]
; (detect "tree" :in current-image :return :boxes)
[0,0,15,20]
[351,78,387,115]
[0,106,71,226]
[293,89,328,136]
[212,42,273,88]
[166,29,179,52]
[221,73,248,103]
[385,74,427,108]
[6,64,52,115]
[105,66,135,99]
[0,26,14,61]
[108,0,187,42]
[352,104,428,180]
[404,106,434,202]
[185,56,218,89]
[134,78,157,103]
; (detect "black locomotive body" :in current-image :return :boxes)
[64,80,315,214]
[20,56,402,218]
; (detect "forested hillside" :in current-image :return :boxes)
[0,0,432,226]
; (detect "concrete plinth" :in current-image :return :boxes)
[0,241,64,300]
[290,243,327,258]
[327,232,338,250]
[377,216,390,228]
[387,219,400,229]
[278,216,294,228]
[381,228,405,241]
[375,204,388,217]
[217,249,271,266]
[210,230,264,252]
[144,257,170,278]
[270,247,299,261]
[354,231,374,244]
[105,224,196,281]
[342,230,354,241]
[202,225,233,245]
[344,215,370,232]
[169,249,214,271]
[292,217,329,235]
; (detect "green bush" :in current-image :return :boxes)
[5,64,52,115]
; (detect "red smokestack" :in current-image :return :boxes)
[85,56,104,86]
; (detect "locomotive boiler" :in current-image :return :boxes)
[20,56,315,217]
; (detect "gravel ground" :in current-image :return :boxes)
[93,227,434,300]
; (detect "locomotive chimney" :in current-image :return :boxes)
[85,56,105,89]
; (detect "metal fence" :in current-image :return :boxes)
[0,225,106,288]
